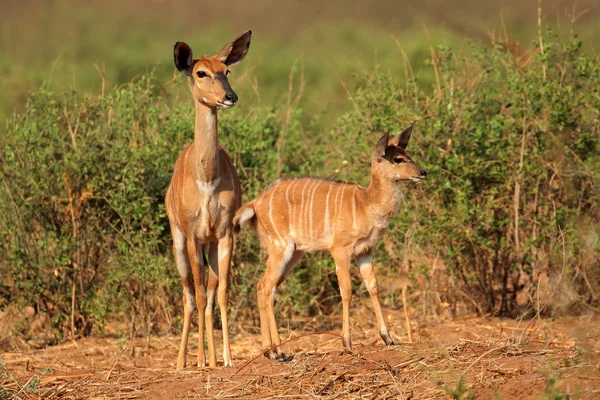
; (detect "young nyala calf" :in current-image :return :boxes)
[234,126,426,360]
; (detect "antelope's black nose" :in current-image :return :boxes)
[421,170,427,177]
[225,92,238,104]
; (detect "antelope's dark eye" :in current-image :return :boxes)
[226,69,231,76]
[196,71,207,78]
[394,157,405,164]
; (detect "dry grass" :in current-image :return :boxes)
[2,311,599,399]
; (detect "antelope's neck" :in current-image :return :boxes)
[192,100,220,184]
[364,169,402,224]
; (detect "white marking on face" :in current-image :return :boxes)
[356,254,373,270]
[196,177,221,194]
[238,207,255,227]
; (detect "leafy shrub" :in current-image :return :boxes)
[1,28,598,344]
[330,30,599,316]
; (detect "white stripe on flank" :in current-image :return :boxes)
[336,185,345,228]
[351,186,357,229]
[269,185,285,246]
[305,180,318,238]
[332,184,341,229]
[290,180,299,236]
[298,180,310,237]
[323,183,333,235]
[285,182,292,233]
[308,181,320,240]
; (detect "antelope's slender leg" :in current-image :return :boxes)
[256,249,283,360]
[332,249,353,351]
[256,243,301,360]
[356,253,393,345]
[269,250,303,359]
[216,233,234,366]
[172,225,194,370]
[187,238,207,367]
[205,243,219,367]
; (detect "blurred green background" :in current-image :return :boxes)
[2,0,599,124]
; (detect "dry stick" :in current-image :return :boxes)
[458,344,510,383]
[335,71,369,126]
[233,332,341,375]
[390,35,418,106]
[93,63,106,99]
[519,226,567,345]
[62,172,78,340]
[514,91,528,270]
[106,346,128,381]
[276,59,305,176]
[537,0,547,81]
[421,21,441,97]
[401,287,413,344]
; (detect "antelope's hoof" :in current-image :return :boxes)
[341,337,353,353]
[264,350,279,360]
[382,334,394,346]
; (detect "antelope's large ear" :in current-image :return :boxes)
[214,30,252,66]
[373,133,390,158]
[174,42,194,75]
[389,125,413,149]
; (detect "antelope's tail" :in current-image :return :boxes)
[232,201,257,233]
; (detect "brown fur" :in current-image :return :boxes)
[166,30,251,369]
[234,127,426,359]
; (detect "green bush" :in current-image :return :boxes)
[329,30,599,316]
[1,29,598,343]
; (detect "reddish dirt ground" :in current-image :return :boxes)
[2,310,599,399]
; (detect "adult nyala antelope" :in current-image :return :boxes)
[166,30,251,369]
[233,126,427,359]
